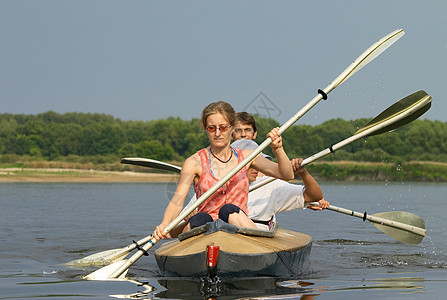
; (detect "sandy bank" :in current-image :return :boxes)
[0,168,178,182]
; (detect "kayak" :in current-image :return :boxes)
[154,219,312,278]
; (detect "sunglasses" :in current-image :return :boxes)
[206,124,231,133]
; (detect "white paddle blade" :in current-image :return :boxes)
[66,248,128,267]
[66,249,129,267]
[84,260,129,280]
[331,29,404,89]
[371,211,426,245]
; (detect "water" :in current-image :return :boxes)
[1,181,446,299]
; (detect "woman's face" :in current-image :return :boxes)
[205,112,233,148]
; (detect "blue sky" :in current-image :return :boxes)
[1,0,446,125]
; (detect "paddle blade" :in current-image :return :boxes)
[121,157,182,173]
[355,90,432,137]
[371,211,426,244]
[66,249,129,267]
[84,260,129,280]
[333,29,404,88]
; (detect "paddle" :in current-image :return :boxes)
[121,158,182,173]
[83,29,404,280]
[309,202,426,244]
[66,235,155,267]
[74,89,430,268]
[249,90,432,191]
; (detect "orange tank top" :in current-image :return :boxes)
[194,147,249,220]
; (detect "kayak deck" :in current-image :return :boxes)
[155,220,312,278]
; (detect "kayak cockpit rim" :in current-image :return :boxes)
[178,219,278,241]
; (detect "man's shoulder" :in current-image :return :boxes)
[253,176,303,191]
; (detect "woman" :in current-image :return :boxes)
[153,101,294,240]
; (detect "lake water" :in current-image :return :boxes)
[1,181,446,299]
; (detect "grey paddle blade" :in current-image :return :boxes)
[371,211,426,244]
[355,90,432,137]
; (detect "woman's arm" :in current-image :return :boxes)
[152,155,200,240]
[249,127,294,181]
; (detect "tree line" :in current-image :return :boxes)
[1,111,446,164]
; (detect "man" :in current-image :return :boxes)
[232,138,328,229]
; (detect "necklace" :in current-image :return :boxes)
[210,147,233,163]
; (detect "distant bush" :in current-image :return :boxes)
[1,112,446,166]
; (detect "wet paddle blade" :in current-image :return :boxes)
[84,260,129,280]
[66,249,129,267]
[371,211,426,244]
[355,90,432,137]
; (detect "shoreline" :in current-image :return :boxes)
[2,160,447,183]
[0,168,178,182]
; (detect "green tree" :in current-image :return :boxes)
[4,135,30,155]
[135,140,174,161]
[119,143,136,157]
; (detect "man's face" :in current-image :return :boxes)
[232,121,257,141]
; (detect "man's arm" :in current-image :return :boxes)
[292,158,329,210]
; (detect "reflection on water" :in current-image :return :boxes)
[363,277,425,292]
[156,277,315,299]
[109,279,155,299]
[275,276,425,297]
[105,275,429,299]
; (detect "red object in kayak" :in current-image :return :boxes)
[207,244,220,268]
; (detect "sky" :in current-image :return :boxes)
[1,0,446,126]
